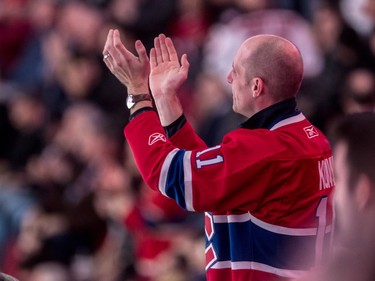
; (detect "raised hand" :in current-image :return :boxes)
[103,29,150,94]
[149,34,190,99]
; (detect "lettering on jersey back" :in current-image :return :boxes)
[318,156,334,190]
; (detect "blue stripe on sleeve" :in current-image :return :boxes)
[164,149,187,209]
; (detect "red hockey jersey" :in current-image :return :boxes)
[124,101,334,281]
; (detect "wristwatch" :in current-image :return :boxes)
[126,93,152,109]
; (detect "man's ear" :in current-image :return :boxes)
[355,174,373,211]
[251,77,264,98]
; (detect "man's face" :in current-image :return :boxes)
[333,141,362,246]
[226,44,255,118]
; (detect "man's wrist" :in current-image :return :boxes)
[153,95,183,126]
[127,84,149,94]
[127,93,152,108]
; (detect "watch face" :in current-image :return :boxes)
[126,95,135,109]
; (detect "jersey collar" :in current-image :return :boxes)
[240,98,301,130]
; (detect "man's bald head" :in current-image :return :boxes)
[240,34,304,101]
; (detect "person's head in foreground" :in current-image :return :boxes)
[331,112,375,247]
[320,112,375,281]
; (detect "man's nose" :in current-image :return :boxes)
[227,71,233,84]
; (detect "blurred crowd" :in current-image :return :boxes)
[1,0,375,280]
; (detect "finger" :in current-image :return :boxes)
[110,29,125,64]
[103,29,113,56]
[154,36,163,64]
[113,29,135,62]
[103,29,114,68]
[180,54,190,79]
[165,37,178,62]
[150,48,157,68]
[159,34,170,62]
[135,40,149,64]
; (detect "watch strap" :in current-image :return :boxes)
[130,93,152,103]
[127,93,152,109]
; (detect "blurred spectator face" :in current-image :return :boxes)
[17,207,68,262]
[57,2,104,53]
[0,0,28,19]
[59,55,101,100]
[55,103,118,164]
[26,0,57,31]
[313,4,342,52]
[8,94,45,132]
[26,147,74,186]
[362,0,375,22]
[94,162,134,221]
[108,0,139,26]
[53,105,86,154]
[342,69,375,113]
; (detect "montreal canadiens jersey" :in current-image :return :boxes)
[124,101,334,281]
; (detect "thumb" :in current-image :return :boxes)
[180,54,190,77]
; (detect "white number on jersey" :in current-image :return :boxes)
[196,145,224,169]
